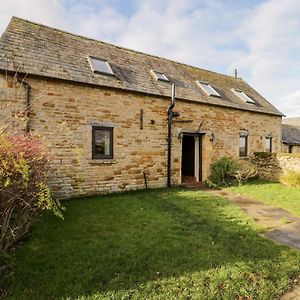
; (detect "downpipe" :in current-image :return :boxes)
[167,83,176,187]
[17,76,31,133]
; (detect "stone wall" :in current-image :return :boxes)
[0,75,26,132]
[0,74,282,198]
[282,144,300,154]
[251,154,282,181]
[251,153,300,181]
[277,153,300,173]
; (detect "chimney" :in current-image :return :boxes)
[234,68,238,78]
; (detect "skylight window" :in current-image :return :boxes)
[88,56,114,76]
[231,89,256,104]
[196,81,221,97]
[150,70,169,82]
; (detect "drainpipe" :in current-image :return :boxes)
[17,76,31,133]
[167,83,176,187]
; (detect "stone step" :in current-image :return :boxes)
[181,182,204,188]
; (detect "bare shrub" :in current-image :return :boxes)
[233,160,258,185]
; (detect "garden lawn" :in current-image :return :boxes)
[226,180,300,217]
[5,188,300,299]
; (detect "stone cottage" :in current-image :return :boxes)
[0,17,283,198]
[282,118,300,153]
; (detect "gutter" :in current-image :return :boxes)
[17,76,31,133]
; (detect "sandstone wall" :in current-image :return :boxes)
[277,154,300,173]
[251,153,300,181]
[282,144,300,154]
[0,75,26,132]
[0,74,282,198]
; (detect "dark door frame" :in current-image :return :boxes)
[181,132,205,182]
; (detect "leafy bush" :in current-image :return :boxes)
[233,160,258,185]
[280,171,300,187]
[204,179,218,188]
[253,152,273,159]
[0,134,63,254]
[209,157,238,186]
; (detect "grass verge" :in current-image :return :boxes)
[3,188,300,299]
[226,180,300,217]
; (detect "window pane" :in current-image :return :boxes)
[156,72,167,80]
[232,89,256,104]
[151,70,169,82]
[94,129,111,156]
[197,81,221,97]
[93,59,110,73]
[89,57,114,75]
[265,137,272,152]
[202,84,218,96]
[239,136,247,157]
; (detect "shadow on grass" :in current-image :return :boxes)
[239,178,277,186]
[215,178,276,190]
[9,188,294,299]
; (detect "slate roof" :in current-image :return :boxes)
[0,17,282,116]
[282,124,300,145]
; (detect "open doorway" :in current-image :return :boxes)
[181,134,202,184]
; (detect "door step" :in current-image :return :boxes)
[181,181,203,188]
[181,175,196,183]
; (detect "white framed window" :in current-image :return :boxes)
[150,70,169,82]
[265,136,272,153]
[232,89,256,104]
[196,81,221,97]
[88,56,115,76]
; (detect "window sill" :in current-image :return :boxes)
[89,159,117,165]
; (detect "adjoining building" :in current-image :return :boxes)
[282,118,300,153]
[0,17,283,198]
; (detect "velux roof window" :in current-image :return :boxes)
[196,81,221,97]
[88,56,115,76]
[232,89,256,104]
[150,70,169,82]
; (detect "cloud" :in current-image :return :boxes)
[236,0,300,116]
[0,0,247,73]
[0,0,67,35]
[282,90,300,117]
[116,0,247,72]
[63,2,128,43]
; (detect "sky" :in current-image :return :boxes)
[1,0,300,118]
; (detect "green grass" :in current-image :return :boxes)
[4,188,300,299]
[226,180,300,217]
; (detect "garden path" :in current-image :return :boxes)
[205,189,300,300]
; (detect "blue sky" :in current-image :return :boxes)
[1,0,300,117]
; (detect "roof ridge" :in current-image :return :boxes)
[10,16,241,81]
